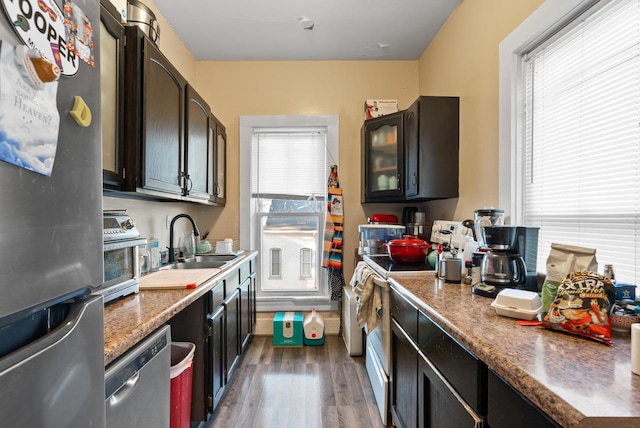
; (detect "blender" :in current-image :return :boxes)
[473,208,505,248]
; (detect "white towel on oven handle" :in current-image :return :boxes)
[350,261,382,332]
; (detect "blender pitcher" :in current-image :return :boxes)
[474,208,505,248]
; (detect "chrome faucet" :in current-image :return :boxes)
[169,214,201,263]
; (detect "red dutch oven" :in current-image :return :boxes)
[385,236,430,263]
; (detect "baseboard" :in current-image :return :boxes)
[255,311,341,335]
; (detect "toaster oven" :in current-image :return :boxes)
[98,211,146,304]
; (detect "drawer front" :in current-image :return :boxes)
[390,288,418,342]
[487,369,560,428]
[209,281,224,309]
[240,260,251,284]
[418,311,487,416]
[223,269,240,297]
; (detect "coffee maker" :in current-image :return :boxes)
[513,226,540,291]
[479,226,527,289]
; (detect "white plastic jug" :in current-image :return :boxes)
[303,308,324,341]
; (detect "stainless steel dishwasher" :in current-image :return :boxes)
[105,325,171,428]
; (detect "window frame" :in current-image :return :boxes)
[499,0,599,223]
[239,115,339,312]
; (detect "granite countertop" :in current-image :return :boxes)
[103,251,255,366]
[389,274,640,428]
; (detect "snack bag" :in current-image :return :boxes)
[540,244,598,317]
[542,271,614,346]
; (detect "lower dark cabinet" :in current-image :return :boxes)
[208,305,225,412]
[224,288,241,382]
[391,318,418,428]
[240,278,251,351]
[168,255,256,425]
[418,353,483,428]
[487,369,560,428]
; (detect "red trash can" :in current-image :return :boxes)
[170,342,196,428]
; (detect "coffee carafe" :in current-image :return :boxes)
[480,226,526,288]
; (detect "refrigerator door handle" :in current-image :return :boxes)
[2,298,93,366]
[109,371,141,406]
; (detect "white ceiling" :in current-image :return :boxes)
[152,0,461,61]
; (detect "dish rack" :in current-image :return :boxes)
[211,238,239,254]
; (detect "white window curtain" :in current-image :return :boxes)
[521,0,640,283]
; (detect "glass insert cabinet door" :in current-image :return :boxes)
[363,111,404,201]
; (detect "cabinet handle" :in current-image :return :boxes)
[180,171,191,195]
[412,171,417,187]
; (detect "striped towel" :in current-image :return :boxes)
[349,262,381,332]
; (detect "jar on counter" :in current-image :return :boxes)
[604,264,616,284]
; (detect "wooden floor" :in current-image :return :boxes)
[205,335,387,428]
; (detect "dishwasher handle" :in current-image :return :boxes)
[108,371,141,406]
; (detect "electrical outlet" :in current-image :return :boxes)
[166,215,171,230]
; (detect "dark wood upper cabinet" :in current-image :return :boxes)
[212,116,227,205]
[120,26,227,205]
[100,0,125,190]
[362,96,459,203]
[185,85,214,201]
[123,25,186,195]
[405,96,459,201]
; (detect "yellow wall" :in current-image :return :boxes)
[418,0,544,224]
[194,61,419,271]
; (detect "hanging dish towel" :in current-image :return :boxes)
[350,261,381,332]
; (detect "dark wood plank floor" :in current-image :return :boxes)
[205,335,387,428]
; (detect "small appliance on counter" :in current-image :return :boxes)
[404,210,429,241]
[430,220,468,251]
[99,211,147,304]
[473,225,538,298]
[464,208,505,248]
[367,213,399,224]
[358,223,405,255]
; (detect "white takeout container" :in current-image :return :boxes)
[491,289,542,320]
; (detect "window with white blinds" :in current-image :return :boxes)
[251,129,327,198]
[520,0,640,283]
[250,127,328,300]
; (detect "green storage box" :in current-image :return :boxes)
[273,312,304,347]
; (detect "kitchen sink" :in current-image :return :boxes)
[193,254,239,263]
[161,253,242,270]
[163,261,229,270]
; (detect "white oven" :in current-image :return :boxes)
[364,274,391,425]
[361,254,434,425]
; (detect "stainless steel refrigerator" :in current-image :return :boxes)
[0,0,105,426]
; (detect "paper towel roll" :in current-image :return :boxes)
[631,323,640,375]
